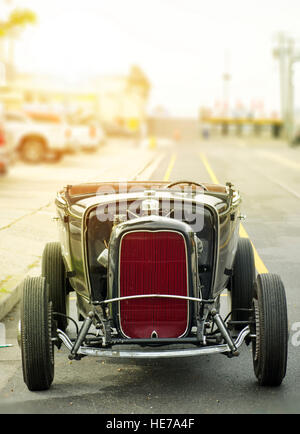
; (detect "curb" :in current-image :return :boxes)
[0,264,41,321]
[0,276,23,321]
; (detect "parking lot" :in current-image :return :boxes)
[0,135,299,414]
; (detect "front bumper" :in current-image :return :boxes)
[57,326,250,359]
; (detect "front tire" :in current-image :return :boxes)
[230,238,256,329]
[42,242,68,331]
[251,273,288,386]
[20,277,54,391]
[19,138,45,164]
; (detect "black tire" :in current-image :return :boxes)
[230,238,256,328]
[20,277,54,391]
[19,138,45,164]
[0,165,7,175]
[251,273,288,386]
[42,242,68,331]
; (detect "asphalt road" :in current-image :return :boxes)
[0,136,300,414]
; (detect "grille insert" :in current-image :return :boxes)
[119,231,188,338]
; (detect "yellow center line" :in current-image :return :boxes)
[239,225,268,274]
[198,152,268,274]
[199,152,219,184]
[163,153,177,182]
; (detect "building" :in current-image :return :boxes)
[0,65,151,135]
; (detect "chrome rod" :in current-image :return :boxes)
[101,294,211,304]
[70,312,94,357]
[234,326,250,348]
[212,310,238,354]
[57,329,73,350]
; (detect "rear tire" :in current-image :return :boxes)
[230,238,256,329]
[20,277,54,391]
[251,273,288,386]
[42,242,68,331]
[19,138,45,164]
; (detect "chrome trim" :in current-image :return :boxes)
[82,221,90,296]
[78,345,230,358]
[118,230,190,339]
[55,191,67,206]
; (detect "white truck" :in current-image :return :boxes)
[67,113,106,152]
[4,111,72,164]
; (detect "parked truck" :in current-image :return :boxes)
[4,111,72,164]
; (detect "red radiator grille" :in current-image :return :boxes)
[119,231,188,338]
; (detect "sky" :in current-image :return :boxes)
[4,0,300,116]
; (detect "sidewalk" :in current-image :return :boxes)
[0,140,158,320]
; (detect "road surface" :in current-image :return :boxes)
[0,136,299,414]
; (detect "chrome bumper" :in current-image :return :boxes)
[57,326,250,359]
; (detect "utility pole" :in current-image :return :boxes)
[273,33,300,143]
[222,51,231,112]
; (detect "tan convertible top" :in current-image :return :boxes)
[65,181,228,198]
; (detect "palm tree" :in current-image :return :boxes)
[0,8,37,82]
[0,9,36,37]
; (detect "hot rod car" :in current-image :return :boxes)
[19,180,288,391]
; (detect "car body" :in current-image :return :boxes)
[4,110,71,163]
[0,118,9,175]
[19,180,288,390]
